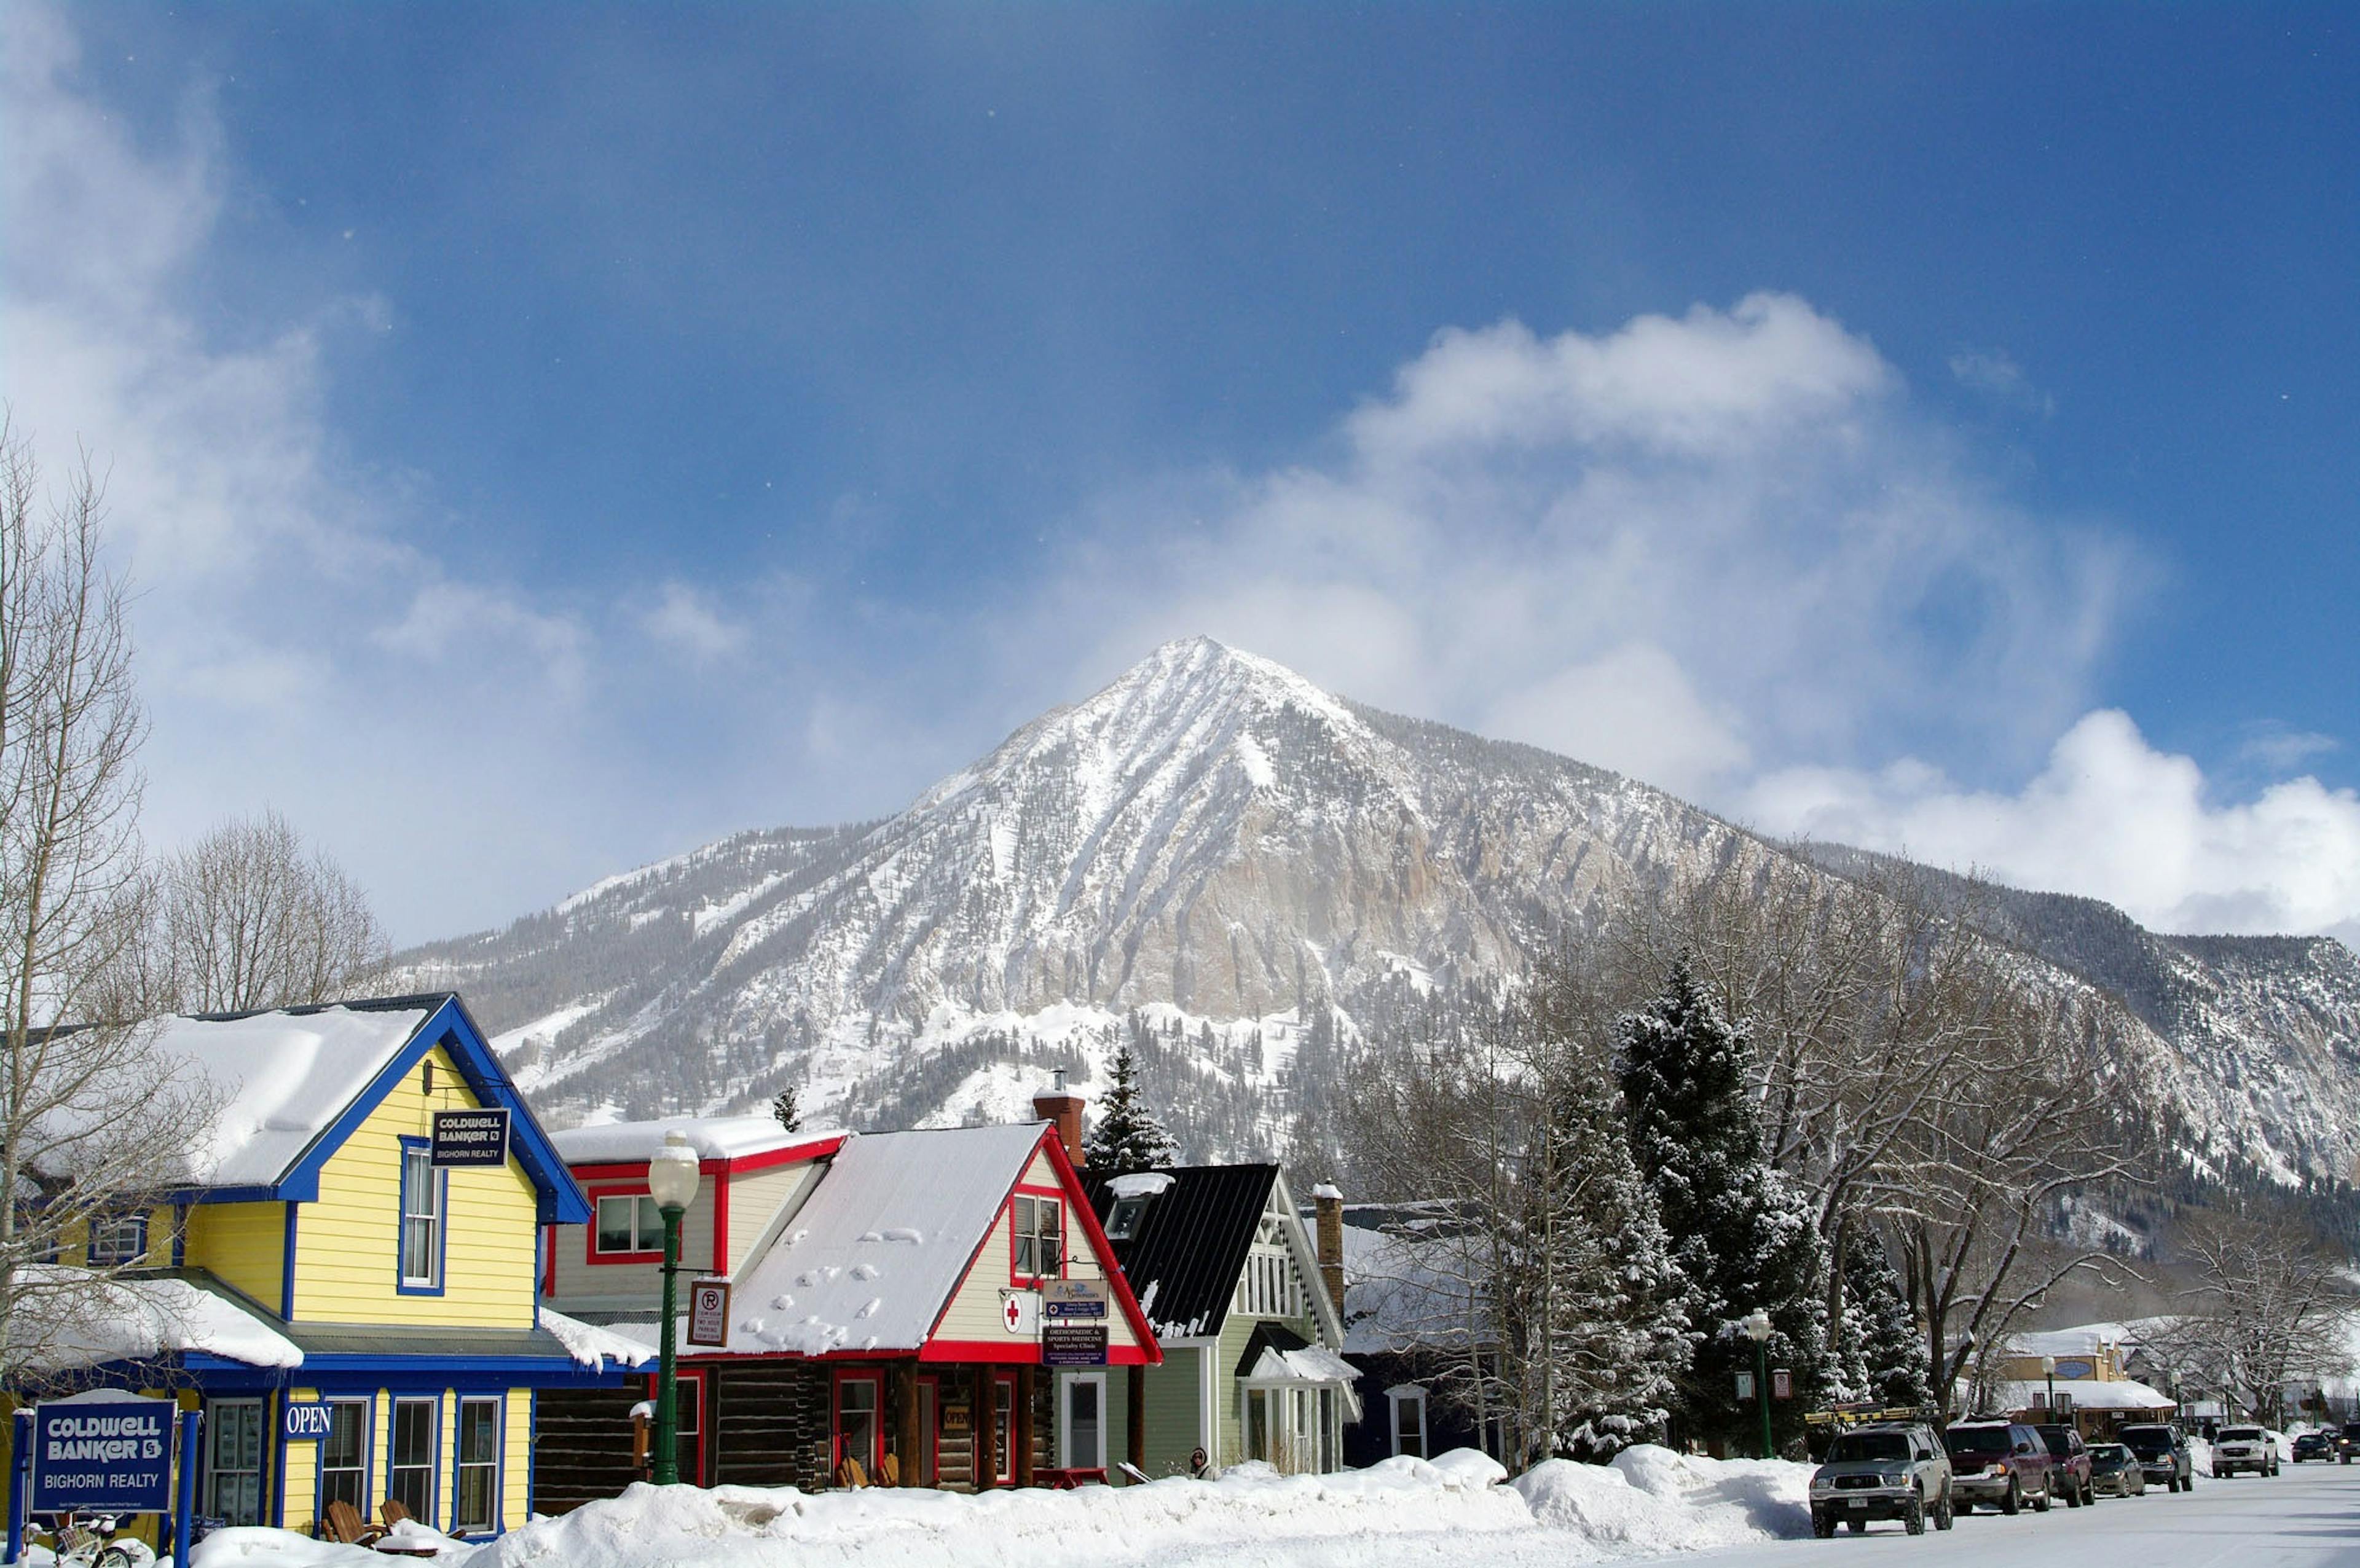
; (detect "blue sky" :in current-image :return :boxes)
[5,2,2355,943]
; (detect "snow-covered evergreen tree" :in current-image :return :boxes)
[1508,1056,1693,1459]
[770,1085,801,1132]
[1833,1223,1930,1408]
[1616,954,1830,1453]
[1083,1043,1180,1174]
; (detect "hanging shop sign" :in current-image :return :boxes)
[30,1392,175,1515]
[1044,1279,1108,1319]
[999,1290,1040,1336]
[431,1108,511,1167]
[688,1279,732,1347]
[1042,1322,1108,1366]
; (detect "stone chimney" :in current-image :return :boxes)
[1312,1182,1345,1315]
[1033,1067,1088,1167]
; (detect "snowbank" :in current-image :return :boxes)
[1511,1446,1813,1554]
[476,1458,1527,1568]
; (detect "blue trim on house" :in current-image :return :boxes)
[385,1390,442,1527]
[270,997,591,1225]
[450,1392,504,1537]
[395,1137,449,1297]
[524,1389,537,1530]
[312,1390,376,1527]
[179,1352,623,1387]
[280,1202,300,1320]
[269,1390,289,1531]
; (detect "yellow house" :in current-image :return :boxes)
[3,994,631,1544]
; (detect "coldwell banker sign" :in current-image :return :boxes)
[31,1392,175,1514]
[431,1107,511,1167]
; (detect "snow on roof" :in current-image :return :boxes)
[1107,1172,1174,1199]
[2007,1322,2139,1358]
[1994,1378,2174,1413]
[1246,1343,1362,1386]
[723,1123,1048,1356]
[540,1307,659,1370]
[149,1005,431,1188]
[10,1266,303,1374]
[1339,1216,1490,1356]
[551,1116,848,1166]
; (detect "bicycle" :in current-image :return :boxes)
[47,1513,157,1568]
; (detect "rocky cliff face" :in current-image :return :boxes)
[398,638,2360,1193]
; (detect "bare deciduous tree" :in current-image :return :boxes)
[147,808,388,1014]
[0,424,219,1387]
[2144,1212,2357,1425]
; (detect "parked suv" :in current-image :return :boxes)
[1944,1421,2056,1515]
[2118,1423,2193,1492]
[1808,1422,1956,1537]
[2035,1424,2095,1507]
[2212,1426,2279,1477]
[2338,1421,2360,1463]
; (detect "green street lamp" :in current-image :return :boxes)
[1740,1310,1775,1460]
[648,1131,701,1486]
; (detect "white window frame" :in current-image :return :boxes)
[88,1213,148,1268]
[1388,1386,1429,1459]
[399,1143,443,1290]
[594,1193,666,1255]
[1013,1195,1063,1279]
[1059,1371,1108,1471]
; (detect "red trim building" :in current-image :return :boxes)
[532,1108,1158,1507]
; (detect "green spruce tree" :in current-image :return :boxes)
[770,1085,801,1132]
[1616,954,1830,1454]
[1833,1223,1928,1409]
[1082,1043,1180,1174]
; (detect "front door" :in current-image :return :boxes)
[1061,1373,1106,1472]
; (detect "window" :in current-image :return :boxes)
[835,1376,880,1473]
[992,1376,1016,1484]
[388,1397,437,1521]
[1235,1250,1298,1319]
[1104,1196,1148,1241]
[399,1143,442,1290]
[1013,1196,1061,1278]
[1389,1388,1427,1459]
[596,1193,666,1255]
[1061,1374,1104,1470]
[204,1400,264,1526]
[453,1398,500,1534]
[318,1398,370,1516]
[87,1214,148,1268]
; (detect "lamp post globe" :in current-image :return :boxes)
[1739,1311,1775,1460]
[2042,1355,2057,1419]
[649,1131,700,1486]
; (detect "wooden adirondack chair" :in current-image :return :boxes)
[877,1452,901,1487]
[834,1457,870,1489]
[320,1499,386,1546]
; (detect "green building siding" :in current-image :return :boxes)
[1214,1310,1317,1467]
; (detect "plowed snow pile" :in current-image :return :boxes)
[191,1447,1813,1567]
[1510,1446,1814,1554]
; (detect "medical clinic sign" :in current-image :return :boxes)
[30,1392,175,1513]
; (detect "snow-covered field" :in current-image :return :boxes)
[179,1449,1814,1568]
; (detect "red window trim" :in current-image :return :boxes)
[1005,1188,1069,1287]
[916,1374,943,1486]
[832,1370,884,1474]
[586,1186,664,1266]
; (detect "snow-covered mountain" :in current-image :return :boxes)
[398,638,2360,1193]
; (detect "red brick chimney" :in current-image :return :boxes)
[1033,1068,1087,1167]
[1312,1182,1345,1315]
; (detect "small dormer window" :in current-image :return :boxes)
[1105,1196,1149,1241]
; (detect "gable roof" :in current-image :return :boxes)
[146,993,589,1225]
[719,1123,1047,1356]
[1081,1163,1274,1341]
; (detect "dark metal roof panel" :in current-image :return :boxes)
[1080,1164,1275,1341]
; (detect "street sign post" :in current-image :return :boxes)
[30,1392,175,1516]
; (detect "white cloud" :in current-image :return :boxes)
[1744,710,2360,939]
[639,581,747,662]
[1948,348,2055,415]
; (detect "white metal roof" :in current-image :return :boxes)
[550,1115,848,1165]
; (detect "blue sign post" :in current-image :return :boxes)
[28,1393,174,1516]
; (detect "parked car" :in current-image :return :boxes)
[2088,1442,2147,1497]
[2292,1430,2332,1462]
[2118,1423,2193,1492]
[1808,1422,1957,1537]
[2212,1426,2279,1477]
[2035,1423,2096,1507]
[1944,1421,2056,1515]
[2338,1421,2360,1463]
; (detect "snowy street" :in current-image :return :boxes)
[1684,1464,2360,1568]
